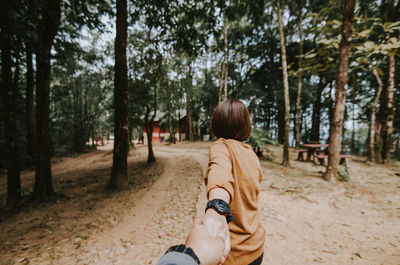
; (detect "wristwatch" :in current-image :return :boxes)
[205,199,233,223]
[165,244,200,265]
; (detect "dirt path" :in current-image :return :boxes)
[66,152,204,265]
[0,144,205,265]
[156,144,209,225]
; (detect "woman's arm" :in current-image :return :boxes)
[208,187,230,203]
[201,187,231,264]
[203,142,234,263]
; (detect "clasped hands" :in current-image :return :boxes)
[185,188,231,265]
[202,208,231,264]
[185,210,230,265]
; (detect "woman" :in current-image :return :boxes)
[202,99,265,265]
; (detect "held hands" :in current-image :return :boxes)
[200,209,230,264]
[185,224,225,265]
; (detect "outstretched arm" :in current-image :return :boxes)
[201,187,231,264]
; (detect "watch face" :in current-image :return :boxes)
[216,200,228,212]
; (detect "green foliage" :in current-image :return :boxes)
[337,165,350,182]
[1,0,400,172]
[247,128,277,158]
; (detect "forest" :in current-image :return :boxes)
[1,0,400,264]
[1,0,400,204]
[0,0,399,196]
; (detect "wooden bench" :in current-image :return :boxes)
[314,154,352,166]
[292,149,308,161]
[339,155,352,166]
[314,149,326,155]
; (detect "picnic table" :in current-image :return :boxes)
[293,143,352,166]
[301,143,329,161]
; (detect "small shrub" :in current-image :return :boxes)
[337,165,350,182]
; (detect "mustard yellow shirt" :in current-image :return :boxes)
[205,138,265,265]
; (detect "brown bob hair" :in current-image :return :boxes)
[211,99,251,141]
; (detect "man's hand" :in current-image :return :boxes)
[185,225,225,265]
[200,209,230,264]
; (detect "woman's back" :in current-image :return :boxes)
[205,138,265,265]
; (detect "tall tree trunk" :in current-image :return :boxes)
[186,63,194,141]
[34,0,60,200]
[198,108,201,140]
[167,83,175,144]
[1,29,21,203]
[223,20,228,100]
[350,71,356,154]
[185,94,190,141]
[327,80,334,143]
[295,6,304,148]
[310,77,325,143]
[383,34,396,163]
[145,106,156,163]
[111,0,129,189]
[375,121,383,163]
[368,69,383,162]
[218,69,223,103]
[324,0,355,181]
[277,0,290,166]
[146,123,155,163]
[178,109,182,141]
[25,44,36,162]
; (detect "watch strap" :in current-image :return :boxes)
[165,244,200,265]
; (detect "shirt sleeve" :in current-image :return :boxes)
[204,141,234,201]
[156,251,199,265]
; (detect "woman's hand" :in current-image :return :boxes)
[185,225,225,265]
[201,208,230,264]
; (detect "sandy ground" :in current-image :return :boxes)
[0,142,399,265]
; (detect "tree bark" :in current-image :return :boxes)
[34,0,60,200]
[197,108,201,140]
[223,21,228,100]
[310,77,325,143]
[295,6,303,148]
[350,71,356,154]
[111,0,129,189]
[186,63,194,141]
[277,0,290,166]
[383,34,396,163]
[324,0,355,181]
[368,69,383,162]
[1,29,21,203]
[145,106,156,163]
[167,83,174,144]
[25,44,36,162]
[218,69,223,103]
[375,121,383,163]
[277,104,284,144]
[327,80,334,143]
[178,109,182,141]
